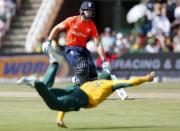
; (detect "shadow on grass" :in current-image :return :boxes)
[72,125,164,130]
[107,98,136,100]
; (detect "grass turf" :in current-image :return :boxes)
[0,83,180,131]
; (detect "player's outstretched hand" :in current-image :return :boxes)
[147,71,156,81]
[57,120,67,128]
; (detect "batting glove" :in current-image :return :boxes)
[102,61,111,73]
[42,40,52,54]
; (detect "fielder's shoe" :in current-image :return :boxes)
[57,120,67,128]
[147,71,156,81]
[16,75,39,87]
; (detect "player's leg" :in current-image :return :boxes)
[64,47,89,85]
[36,84,88,112]
[33,81,65,110]
[50,86,78,126]
[56,112,67,128]
[34,81,87,112]
[75,57,89,85]
[43,62,59,87]
[54,85,88,128]
[27,80,87,112]
[42,41,65,87]
[17,75,86,112]
[85,49,98,80]
[112,72,156,91]
[50,86,75,97]
[43,45,70,124]
[17,77,65,110]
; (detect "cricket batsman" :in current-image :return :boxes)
[43,1,107,86]
[17,62,156,128]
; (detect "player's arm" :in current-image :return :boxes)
[56,111,67,128]
[90,22,106,62]
[48,23,66,40]
[93,37,105,62]
[42,17,71,53]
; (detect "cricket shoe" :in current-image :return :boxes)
[146,71,156,81]
[16,75,39,87]
[57,121,67,128]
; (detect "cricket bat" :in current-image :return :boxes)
[105,69,128,100]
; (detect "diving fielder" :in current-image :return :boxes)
[17,62,156,128]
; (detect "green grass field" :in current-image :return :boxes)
[0,82,180,131]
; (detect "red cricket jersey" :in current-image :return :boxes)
[61,15,99,47]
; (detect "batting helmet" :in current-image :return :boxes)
[80,1,95,11]
[80,1,95,19]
